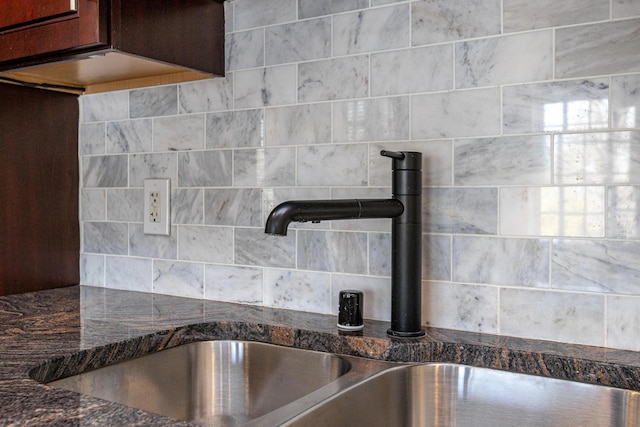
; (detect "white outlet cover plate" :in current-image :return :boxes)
[143,178,171,236]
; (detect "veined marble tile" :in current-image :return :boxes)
[371,45,452,96]
[412,88,501,139]
[503,0,609,32]
[81,91,129,123]
[82,155,128,188]
[80,254,105,287]
[454,135,551,186]
[503,79,609,134]
[552,239,640,294]
[423,235,452,281]
[178,150,232,187]
[265,103,331,146]
[129,153,178,187]
[611,74,640,129]
[178,225,234,264]
[80,123,105,155]
[265,18,331,65]
[129,224,177,259]
[499,187,605,238]
[369,232,391,276]
[153,260,204,299]
[556,19,640,79]
[554,131,640,185]
[171,189,204,225]
[234,227,296,268]
[234,148,295,187]
[411,0,500,46]
[333,4,410,56]
[423,188,498,234]
[234,65,296,108]
[453,236,550,287]
[106,189,143,222]
[297,144,368,186]
[84,222,128,255]
[333,97,409,142]
[331,274,391,321]
[613,0,640,17]
[264,268,331,313]
[205,264,263,304]
[297,230,368,274]
[224,0,233,33]
[500,288,604,346]
[225,29,264,71]
[298,0,368,19]
[298,56,369,102]
[607,295,640,351]
[106,119,152,153]
[206,109,264,149]
[456,31,553,89]
[233,0,295,30]
[153,115,205,152]
[81,189,106,221]
[130,86,178,118]
[204,188,262,227]
[607,186,640,239]
[423,282,497,333]
[105,256,152,293]
[179,76,233,114]
[370,140,453,187]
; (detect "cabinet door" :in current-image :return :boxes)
[0,0,107,65]
[0,83,79,295]
[0,1,78,31]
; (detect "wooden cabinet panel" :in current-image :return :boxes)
[0,0,105,64]
[0,83,79,296]
[0,0,224,93]
[0,0,77,31]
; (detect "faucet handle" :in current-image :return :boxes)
[380,150,405,160]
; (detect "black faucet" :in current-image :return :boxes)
[265,150,425,338]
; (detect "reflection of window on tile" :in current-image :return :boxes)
[539,187,604,237]
[345,100,366,141]
[554,132,634,185]
[544,99,609,132]
[608,186,640,239]
[616,105,637,128]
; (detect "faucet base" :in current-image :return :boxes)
[386,328,426,338]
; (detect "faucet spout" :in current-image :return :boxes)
[265,199,403,236]
[264,150,425,338]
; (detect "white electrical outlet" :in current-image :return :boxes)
[143,179,171,236]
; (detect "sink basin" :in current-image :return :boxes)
[287,363,640,427]
[49,340,352,426]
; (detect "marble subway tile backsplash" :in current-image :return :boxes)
[79,0,640,351]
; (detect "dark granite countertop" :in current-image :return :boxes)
[2,285,640,426]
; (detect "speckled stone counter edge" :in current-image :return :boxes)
[2,285,640,426]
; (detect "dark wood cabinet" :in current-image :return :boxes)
[0,1,79,31]
[0,0,224,94]
[0,83,79,296]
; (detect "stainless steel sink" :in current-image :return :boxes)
[48,340,359,426]
[287,363,640,427]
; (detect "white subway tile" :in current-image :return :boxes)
[503,0,609,32]
[499,187,605,238]
[412,88,501,139]
[333,4,410,56]
[500,288,604,346]
[556,19,640,79]
[371,45,453,96]
[456,31,553,88]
